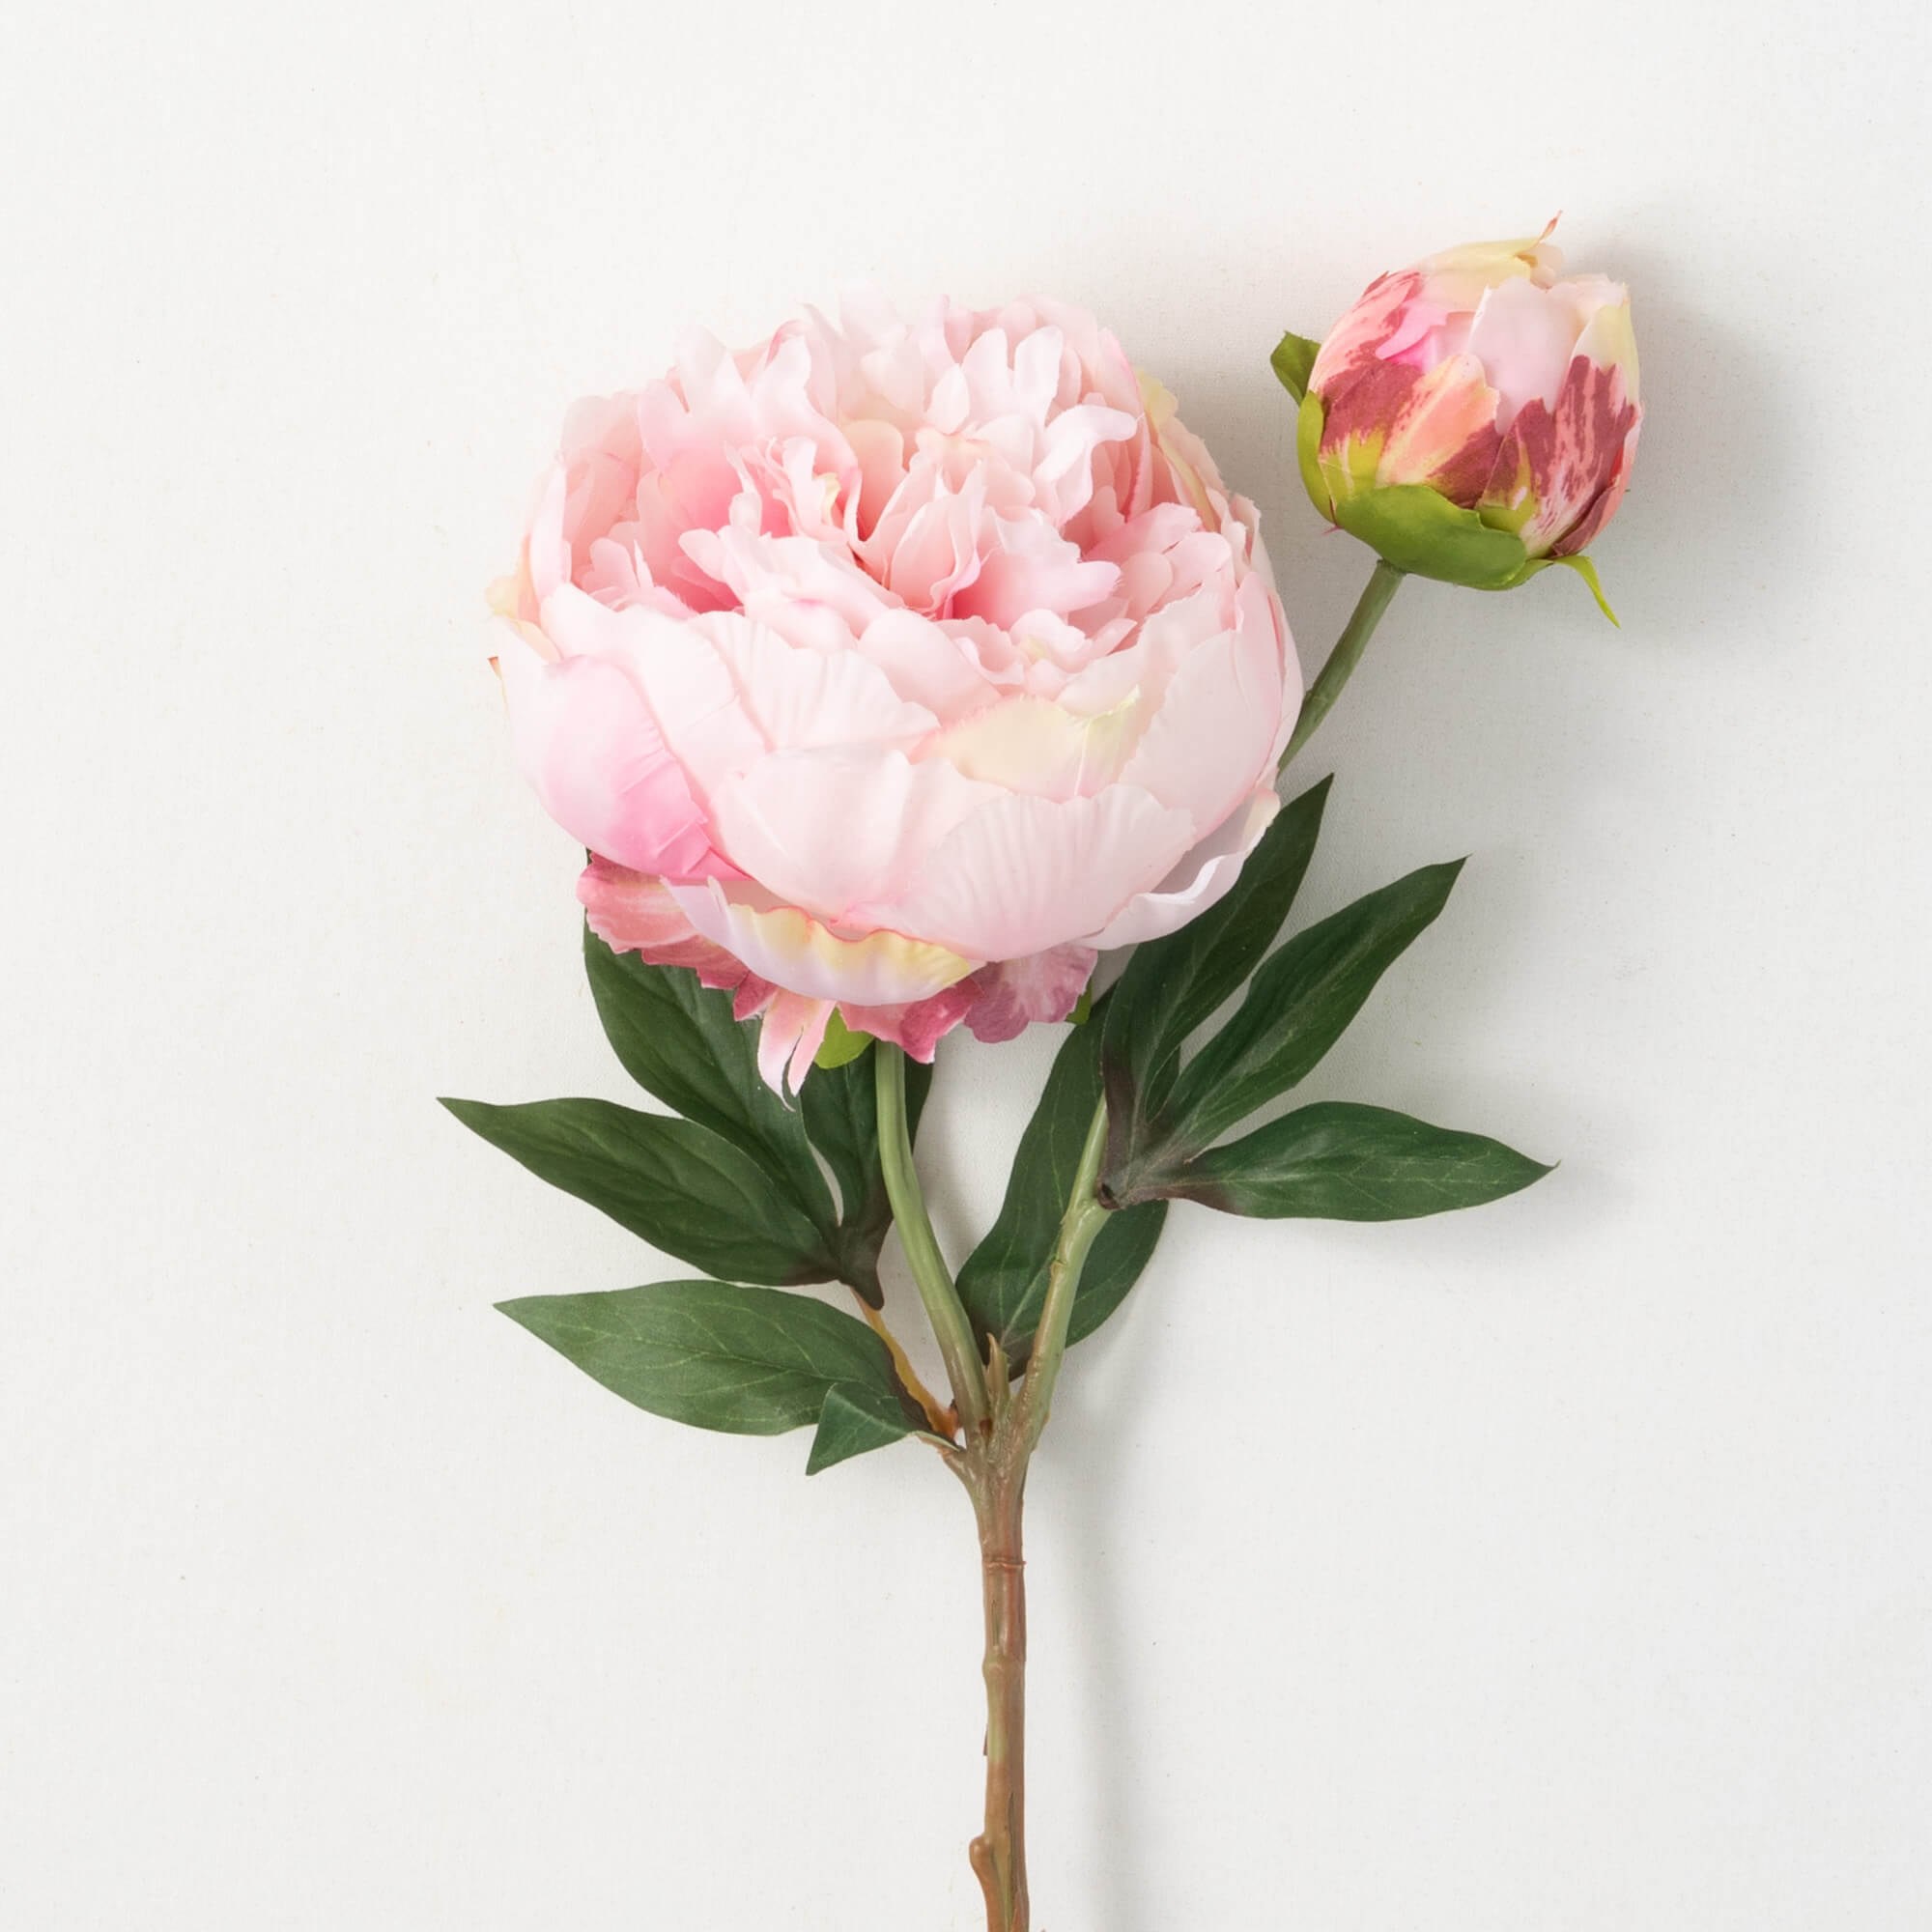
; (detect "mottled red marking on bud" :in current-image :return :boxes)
[1482,354,1638,557]
[1549,416,1641,557]
[1321,355,1500,503]
[1319,358,1421,460]
[1308,270,1423,396]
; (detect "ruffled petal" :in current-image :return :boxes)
[576,859,751,987]
[864,785,1196,960]
[498,634,728,881]
[668,880,978,1006]
[1081,787,1280,950]
[709,747,1001,923]
[961,945,1096,1043]
[1115,576,1286,838]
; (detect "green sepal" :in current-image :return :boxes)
[497,1281,916,1447]
[807,1381,921,1474]
[813,1009,873,1070]
[1270,329,1322,405]
[1296,390,1330,518]
[1331,484,1531,589]
[1067,985,1094,1026]
[1146,1101,1552,1220]
[1534,552,1619,625]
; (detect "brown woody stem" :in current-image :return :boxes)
[967,1457,1030,1932]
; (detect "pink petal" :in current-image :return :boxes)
[1463,275,1585,430]
[1082,788,1280,950]
[1116,576,1286,839]
[865,785,1196,960]
[668,881,978,1006]
[577,860,752,989]
[839,982,981,1063]
[752,988,835,1097]
[709,747,1000,923]
[498,634,726,881]
[961,945,1097,1043]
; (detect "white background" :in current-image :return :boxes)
[4,2,1927,1926]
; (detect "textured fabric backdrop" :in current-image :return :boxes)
[4,2,1926,1925]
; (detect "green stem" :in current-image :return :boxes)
[1279,556,1406,769]
[1014,1097,1111,1454]
[874,1043,989,1437]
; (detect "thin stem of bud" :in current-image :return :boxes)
[1280,556,1406,768]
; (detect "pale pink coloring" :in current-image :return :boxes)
[495,296,1298,1091]
[1309,224,1641,557]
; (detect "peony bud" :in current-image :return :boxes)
[1275,223,1640,616]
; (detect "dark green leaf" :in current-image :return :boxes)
[441,1096,836,1286]
[1151,859,1464,1155]
[806,1381,919,1474]
[798,1045,932,1307]
[497,1281,911,1442]
[1270,328,1322,404]
[1101,776,1330,1121]
[1148,1101,1551,1219]
[585,929,923,1303]
[956,1015,1165,1365]
[583,929,832,1224]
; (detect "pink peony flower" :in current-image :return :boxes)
[1284,224,1639,610]
[493,296,1298,1092]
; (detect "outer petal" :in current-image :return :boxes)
[1114,576,1286,839]
[1082,787,1280,950]
[748,987,834,1096]
[538,591,766,800]
[498,634,727,881]
[864,785,1197,960]
[1463,275,1584,430]
[960,945,1097,1043]
[669,880,978,1006]
[709,747,1001,923]
[576,859,753,988]
[838,981,981,1063]
[1373,353,1502,500]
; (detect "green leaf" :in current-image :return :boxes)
[798,1046,932,1308]
[1331,483,1531,589]
[441,1096,836,1286]
[1148,859,1464,1159]
[583,929,833,1224]
[1271,329,1322,404]
[497,1281,915,1447]
[807,1381,920,1474]
[1151,1101,1551,1219]
[956,1013,1166,1365]
[1101,776,1330,1122]
[584,930,919,1303]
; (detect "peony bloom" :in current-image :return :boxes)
[1279,223,1639,612]
[493,296,1298,1092]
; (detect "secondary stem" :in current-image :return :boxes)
[874,1042,989,1436]
[1279,556,1406,769]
